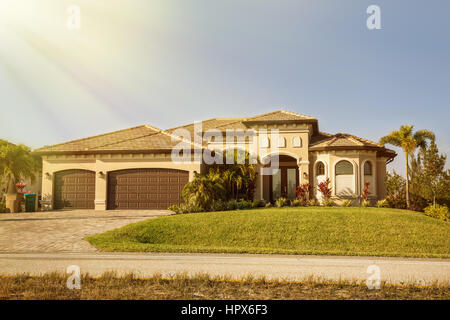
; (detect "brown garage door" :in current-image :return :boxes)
[54,170,95,209]
[107,168,189,210]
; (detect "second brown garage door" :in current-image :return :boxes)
[107,168,189,210]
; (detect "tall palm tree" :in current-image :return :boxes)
[380,125,435,208]
[0,141,41,194]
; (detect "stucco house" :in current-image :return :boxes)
[34,110,396,210]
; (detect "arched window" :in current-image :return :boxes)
[316,162,325,176]
[292,136,302,148]
[335,160,355,195]
[277,136,286,148]
[364,161,373,176]
[336,161,353,175]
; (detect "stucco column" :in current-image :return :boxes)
[41,163,54,211]
[255,165,263,201]
[94,160,107,210]
[298,161,310,185]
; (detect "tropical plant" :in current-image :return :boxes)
[385,171,406,209]
[210,149,257,201]
[341,199,352,207]
[323,198,334,207]
[376,199,388,208]
[308,199,318,206]
[424,204,449,222]
[362,181,370,202]
[361,200,370,207]
[317,178,332,200]
[380,125,435,208]
[181,170,226,211]
[295,183,312,202]
[0,141,41,195]
[275,197,289,208]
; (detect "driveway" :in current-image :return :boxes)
[0,210,171,253]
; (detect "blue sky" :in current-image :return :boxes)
[0,0,449,174]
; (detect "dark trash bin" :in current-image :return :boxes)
[24,193,37,212]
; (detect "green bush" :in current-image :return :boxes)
[275,197,289,208]
[377,199,388,208]
[323,198,334,207]
[424,204,449,222]
[265,202,272,208]
[361,200,370,207]
[211,200,227,212]
[226,200,238,211]
[168,203,204,214]
[341,199,352,207]
[290,199,303,207]
[251,200,265,208]
[308,199,318,206]
[0,201,7,213]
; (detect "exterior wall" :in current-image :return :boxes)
[309,150,384,204]
[41,153,201,210]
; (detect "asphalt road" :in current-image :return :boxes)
[0,253,448,285]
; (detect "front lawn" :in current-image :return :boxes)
[86,207,450,258]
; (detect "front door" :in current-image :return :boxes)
[271,167,299,201]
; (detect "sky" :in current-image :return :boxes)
[0,0,449,175]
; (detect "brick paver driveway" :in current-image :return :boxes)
[0,210,171,253]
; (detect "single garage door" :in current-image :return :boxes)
[107,168,189,210]
[54,170,95,209]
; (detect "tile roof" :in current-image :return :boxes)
[309,132,396,158]
[33,110,393,159]
[34,125,201,154]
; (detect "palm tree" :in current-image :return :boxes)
[0,141,41,194]
[380,125,435,208]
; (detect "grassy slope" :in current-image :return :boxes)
[87,207,450,258]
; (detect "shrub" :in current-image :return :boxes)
[211,200,227,212]
[236,200,252,210]
[385,172,407,209]
[251,200,265,208]
[323,198,334,207]
[362,182,370,201]
[275,197,289,208]
[226,200,238,211]
[290,199,304,207]
[341,199,352,207]
[168,203,204,214]
[296,183,312,202]
[308,199,318,206]
[0,201,7,213]
[424,204,449,222]
[377,199,388,208]
[361,200,370,207]
[265,202,272,208]
[317,178,332,200]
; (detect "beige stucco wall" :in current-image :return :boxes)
[41,153,201,210]
[309,150,383,204]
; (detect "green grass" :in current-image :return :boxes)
[86,207,450,258]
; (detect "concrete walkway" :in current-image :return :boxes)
[0,210,171,252]
[0,252,448,285]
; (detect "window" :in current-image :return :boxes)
[277,136,286,148]
[364,161,373,176]
[336,160,353,175]
[292,136,302,148]
[316,162,325,176]
[335,160,355,195]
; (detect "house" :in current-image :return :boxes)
[34,110,396,210]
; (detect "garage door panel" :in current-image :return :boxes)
[54,170,95,210]
[107,168,189,210]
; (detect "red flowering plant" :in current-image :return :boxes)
[317,178,332,200]
[16,181,27,194]
[295,183,312,202]
[362,181,370,201]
